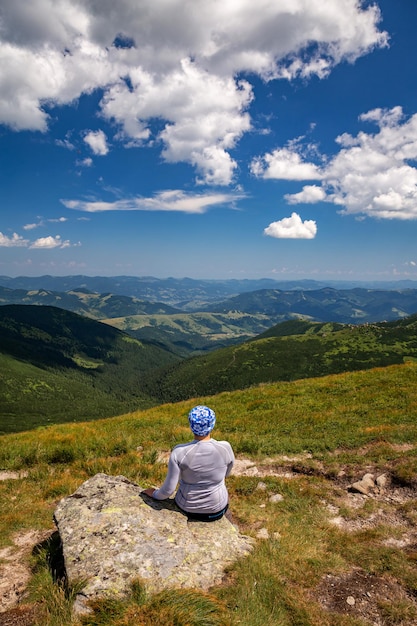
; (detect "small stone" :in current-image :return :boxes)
[350,474,375,495]
[256,482,267,491]
[256,528,269,539]
[259,504,266,508]
[350,481,370,495]
[362,473,375,488]
[346,596,355,606]
[269,494,284,503]
[376,474,388,488]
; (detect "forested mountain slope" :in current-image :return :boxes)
[142,316,417,403]
[0,305,180,433]
[207,287,417,323]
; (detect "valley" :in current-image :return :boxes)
[2,276,417,434]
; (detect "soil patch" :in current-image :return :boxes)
[315,568,417,625]
[0,606,38,626]
[0,529,54,614]
[0,472,28,481]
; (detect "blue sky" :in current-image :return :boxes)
[1,0,417,281]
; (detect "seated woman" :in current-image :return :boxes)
[143,405,234,521]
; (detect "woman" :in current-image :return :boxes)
[143,405,234,521]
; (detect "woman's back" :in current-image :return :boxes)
[143,405,235,519]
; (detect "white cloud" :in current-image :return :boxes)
[76,157,93,167]
[0,231,29,247]
[61,190,244,214]
[264,213,317,239]
[101,58,252,185]
[23,217,68,230]
[48,216,68,223]
[83,130,109,155]
[257,107,417,220]
[323,108,417,218]
[29,235,71,249]
[251,147,322,180]
[56,137,75,150]
[0,0,387,184]
[285,185,326,204]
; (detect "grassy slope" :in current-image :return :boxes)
[1,362,417,624]
[4,308,417,435]
[0,305,180,433]
[143,316,417,403]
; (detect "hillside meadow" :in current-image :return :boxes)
[142,316,417,403]
[1,362,417,625]
[0,305,180,434]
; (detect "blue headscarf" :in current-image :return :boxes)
[188,405,216,437]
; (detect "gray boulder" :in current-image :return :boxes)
[54,473,253,612]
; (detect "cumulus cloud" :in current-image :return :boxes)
[29,235,71,249]
[251,147,322,180]
[0,0,387,184]
[264,213,317,239]
[61,190,244,214]
[0,230,75,249]
[0,231,29,246]
[285,185,326,204]
[324,107,417,219]
[255,107,417,220]
[83,130,109,155]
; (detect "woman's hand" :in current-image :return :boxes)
[142,488,156,497]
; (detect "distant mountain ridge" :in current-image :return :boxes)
[1,275,417,310]
[206,287,417,323]
[0,275,295,309]
[0,286,179,319]
[2,280,417,357]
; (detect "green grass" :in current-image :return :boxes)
[142,315,417,403]
[1,362,417,624]
[0,305,181,433]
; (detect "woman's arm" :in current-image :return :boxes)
[143,452,181,500]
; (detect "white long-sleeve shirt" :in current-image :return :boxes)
[152,438,234,514]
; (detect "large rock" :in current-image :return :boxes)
[54,474,253,612]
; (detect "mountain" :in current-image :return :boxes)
[0,305,180,434]
[0,275,293,309]
[0,286,180,319]
[3,283,417,358]
[206,287,417,323]
[2,275,417,310]
[104,311,274,356]
[142,316,417,403]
